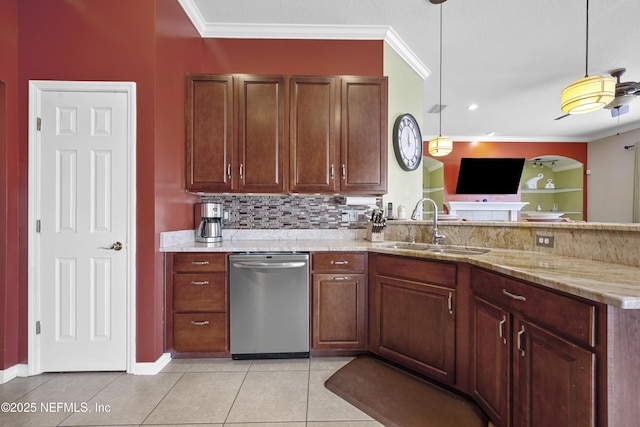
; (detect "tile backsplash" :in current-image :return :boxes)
[201,194,381,229]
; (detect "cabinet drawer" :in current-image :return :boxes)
[471,267,596,347]
[173,274,226,312]
[173,313,227,352]
[173,253,227,273]
[375,254,457,288]
[312,252,366,272]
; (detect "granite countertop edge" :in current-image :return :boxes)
[161,239,640,309]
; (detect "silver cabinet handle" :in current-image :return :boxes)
[330,164,335,180]
[503,289,526,301]
[341,164,346,179]
[191,261,210,265]
[447,292,453,314]
[239,163,244,179]
[499,315,507,344]
[517,325,526,356]
[330,260,349,265]
[190,281,209,285]
[332,276,349,280]
[227,164,232,179]
[191,321,210,326]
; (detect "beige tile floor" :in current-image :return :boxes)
[0,357,384,427]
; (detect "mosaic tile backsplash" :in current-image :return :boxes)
[201,195,382,229]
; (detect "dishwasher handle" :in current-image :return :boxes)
[232,261,307,269]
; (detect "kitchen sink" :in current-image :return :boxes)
[381,242,490,256]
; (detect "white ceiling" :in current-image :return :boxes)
[180,0,640,143]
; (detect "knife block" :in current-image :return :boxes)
[365,222,385,242]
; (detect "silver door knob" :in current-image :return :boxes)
[102,242,123,251]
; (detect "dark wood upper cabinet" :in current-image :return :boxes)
[236,75,287,193]
[186,73,387,195]
[289,76,339,193]
[340,76,388,193]
[185,75,233,192]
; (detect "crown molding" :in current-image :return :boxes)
[177,0,429,79]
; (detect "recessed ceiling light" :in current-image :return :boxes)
[485,131,496,136]
[467,104,479,111]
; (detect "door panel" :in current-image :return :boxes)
[39,90,128,371]
[512,319,595,427]
[237,75,287,192]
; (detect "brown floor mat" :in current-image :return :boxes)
[325,356,489,427]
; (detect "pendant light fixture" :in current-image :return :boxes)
[560,0,615,114]
[428,1,453,157]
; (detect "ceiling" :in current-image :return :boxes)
[179,0,640,143]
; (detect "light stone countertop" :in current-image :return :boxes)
[161,236,640,310]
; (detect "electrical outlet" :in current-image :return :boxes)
[341,209,359,222]
[535,234,554,248]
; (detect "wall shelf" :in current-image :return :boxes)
[423,187,444,194]
[521,188,582,194]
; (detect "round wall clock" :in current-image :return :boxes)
[393,113,423,171]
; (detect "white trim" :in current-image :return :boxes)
[27,81,137,376]
[0,364,28,384]
[384,28,430,80]
[131,353,172,376]
[177,0,429,80]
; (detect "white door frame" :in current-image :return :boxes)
[27,80,137,375]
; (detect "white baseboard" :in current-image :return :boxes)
[131,353,171,375]
[0,364,29,384]
[1,355,170,382]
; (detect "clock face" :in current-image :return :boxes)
[393,114,423,171]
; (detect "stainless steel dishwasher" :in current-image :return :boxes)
[229,253,309,359]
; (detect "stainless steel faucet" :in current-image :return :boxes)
[411,198,446,245]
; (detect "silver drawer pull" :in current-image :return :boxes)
[502,289,526,302]
[191,261,210,265]
[447,292,453,314]
[190,281,209,285]
[332,276,349,280]
[191,320,210,326]
[330,261,349,265]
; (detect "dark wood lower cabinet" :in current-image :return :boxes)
[512,318,594,427]
[312,273,366,349]
[311,252,367,353]
[471,267,597,427]
[472,297,510,426]
[370,254,457,385]
[166,253,229,356]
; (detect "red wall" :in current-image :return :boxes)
[201,38,384,76]
[0,0,20,370]
[425,141,588,216]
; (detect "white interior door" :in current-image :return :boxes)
[29,82,136,372]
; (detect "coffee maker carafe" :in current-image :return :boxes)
[195,203,223,243]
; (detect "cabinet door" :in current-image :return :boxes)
[512,318,595,427]
[185,74,234,192]
[374,275,456,384]
[237,75,287,192]
[312,273,366,350]
[289,76,339,193]
[340,76,388,193]
[472,296,511,427]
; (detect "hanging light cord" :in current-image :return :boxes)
[584,0,589,77]
[438,3,443,137]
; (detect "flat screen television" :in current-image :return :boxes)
[455,157,526,194]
